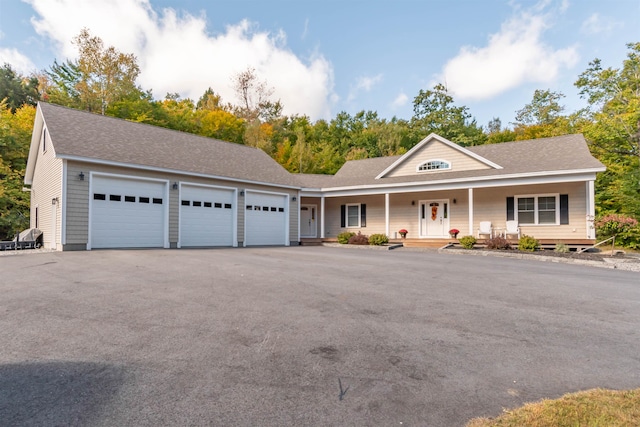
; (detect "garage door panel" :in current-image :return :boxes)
[245,192,287,246]
[91,177,166,249]
[180,186,234,247]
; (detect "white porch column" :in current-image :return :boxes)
[468,188,474,236]
[587,180,595,239]
[320,195,326,238]
[385,193,390,237]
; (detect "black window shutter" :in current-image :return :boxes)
[340,205,346,227]
[506,197,514,220]
[360,204,367,227]
[560,194,569,224]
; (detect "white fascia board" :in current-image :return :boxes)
[24,104,45,185]
[58,154,302,190]
[313,169,603,198]
[299,189,324,197]
[375,133,503,179]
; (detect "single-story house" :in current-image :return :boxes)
[25,102,605,250]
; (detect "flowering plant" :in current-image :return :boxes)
[449,228,460,238]
[398,229,408,238]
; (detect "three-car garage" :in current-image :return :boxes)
[88,174,290,249]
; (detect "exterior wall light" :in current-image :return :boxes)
[79,171,85,180]
[172,182,178,190]
[239,190,245,196]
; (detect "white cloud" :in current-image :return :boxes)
[436,8,578,101]
[581,13,618,35]
[391,92,408,109]
[0,47,36,74]
[24,0,336,120]
[347,73,382,101]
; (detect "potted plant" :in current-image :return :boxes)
[449,228,460,238]
[398,229,408,238]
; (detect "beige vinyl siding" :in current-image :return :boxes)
[387,140,491,178]
[325,195,386,237]
[64,161,297,247]
[30,128,63,249]
[473,182,587,240]
[65,163,89,245]
[289,194,298,243]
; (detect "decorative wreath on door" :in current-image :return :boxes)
[431,205,438,221]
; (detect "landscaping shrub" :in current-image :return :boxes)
[554,242,570,253]
[595,214,640,249]
[348,232,369,245]
[369,233,389,246]
[485,235,511,250]
[518,235,539,252]
[458,235,476,249]
[337,231,355,244]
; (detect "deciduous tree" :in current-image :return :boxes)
[410,83,486,146]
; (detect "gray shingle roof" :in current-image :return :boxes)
[295,134,604,189]
[39,103,604,191]
[39,102,298,187]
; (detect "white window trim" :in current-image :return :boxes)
[515,193,560,225]
[416,159,451,172]
[346,203,361,228]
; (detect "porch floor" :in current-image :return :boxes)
[300,238,597,251]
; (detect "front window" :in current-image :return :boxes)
[516,195,558,225]
[347,204,360,227]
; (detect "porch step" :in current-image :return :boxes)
[300,238,323,246]
[397,238,455,248]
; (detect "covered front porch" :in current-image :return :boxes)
[299,180,596,245]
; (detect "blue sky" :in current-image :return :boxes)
[0,0,638,128]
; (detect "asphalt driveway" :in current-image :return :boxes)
[1,247,639,426]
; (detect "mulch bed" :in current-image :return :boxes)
[455,247,637,262]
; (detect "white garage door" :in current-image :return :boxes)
[180,185,235,247]
[245,192,288,246]
[90,176,166,248]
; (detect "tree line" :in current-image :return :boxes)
[1,29,638,244]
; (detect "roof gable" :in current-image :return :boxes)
[376,133,502,179]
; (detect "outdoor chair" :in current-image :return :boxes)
[504,220,521,240]
[477,221,493,239]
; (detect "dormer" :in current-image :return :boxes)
[376,133,502,179]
